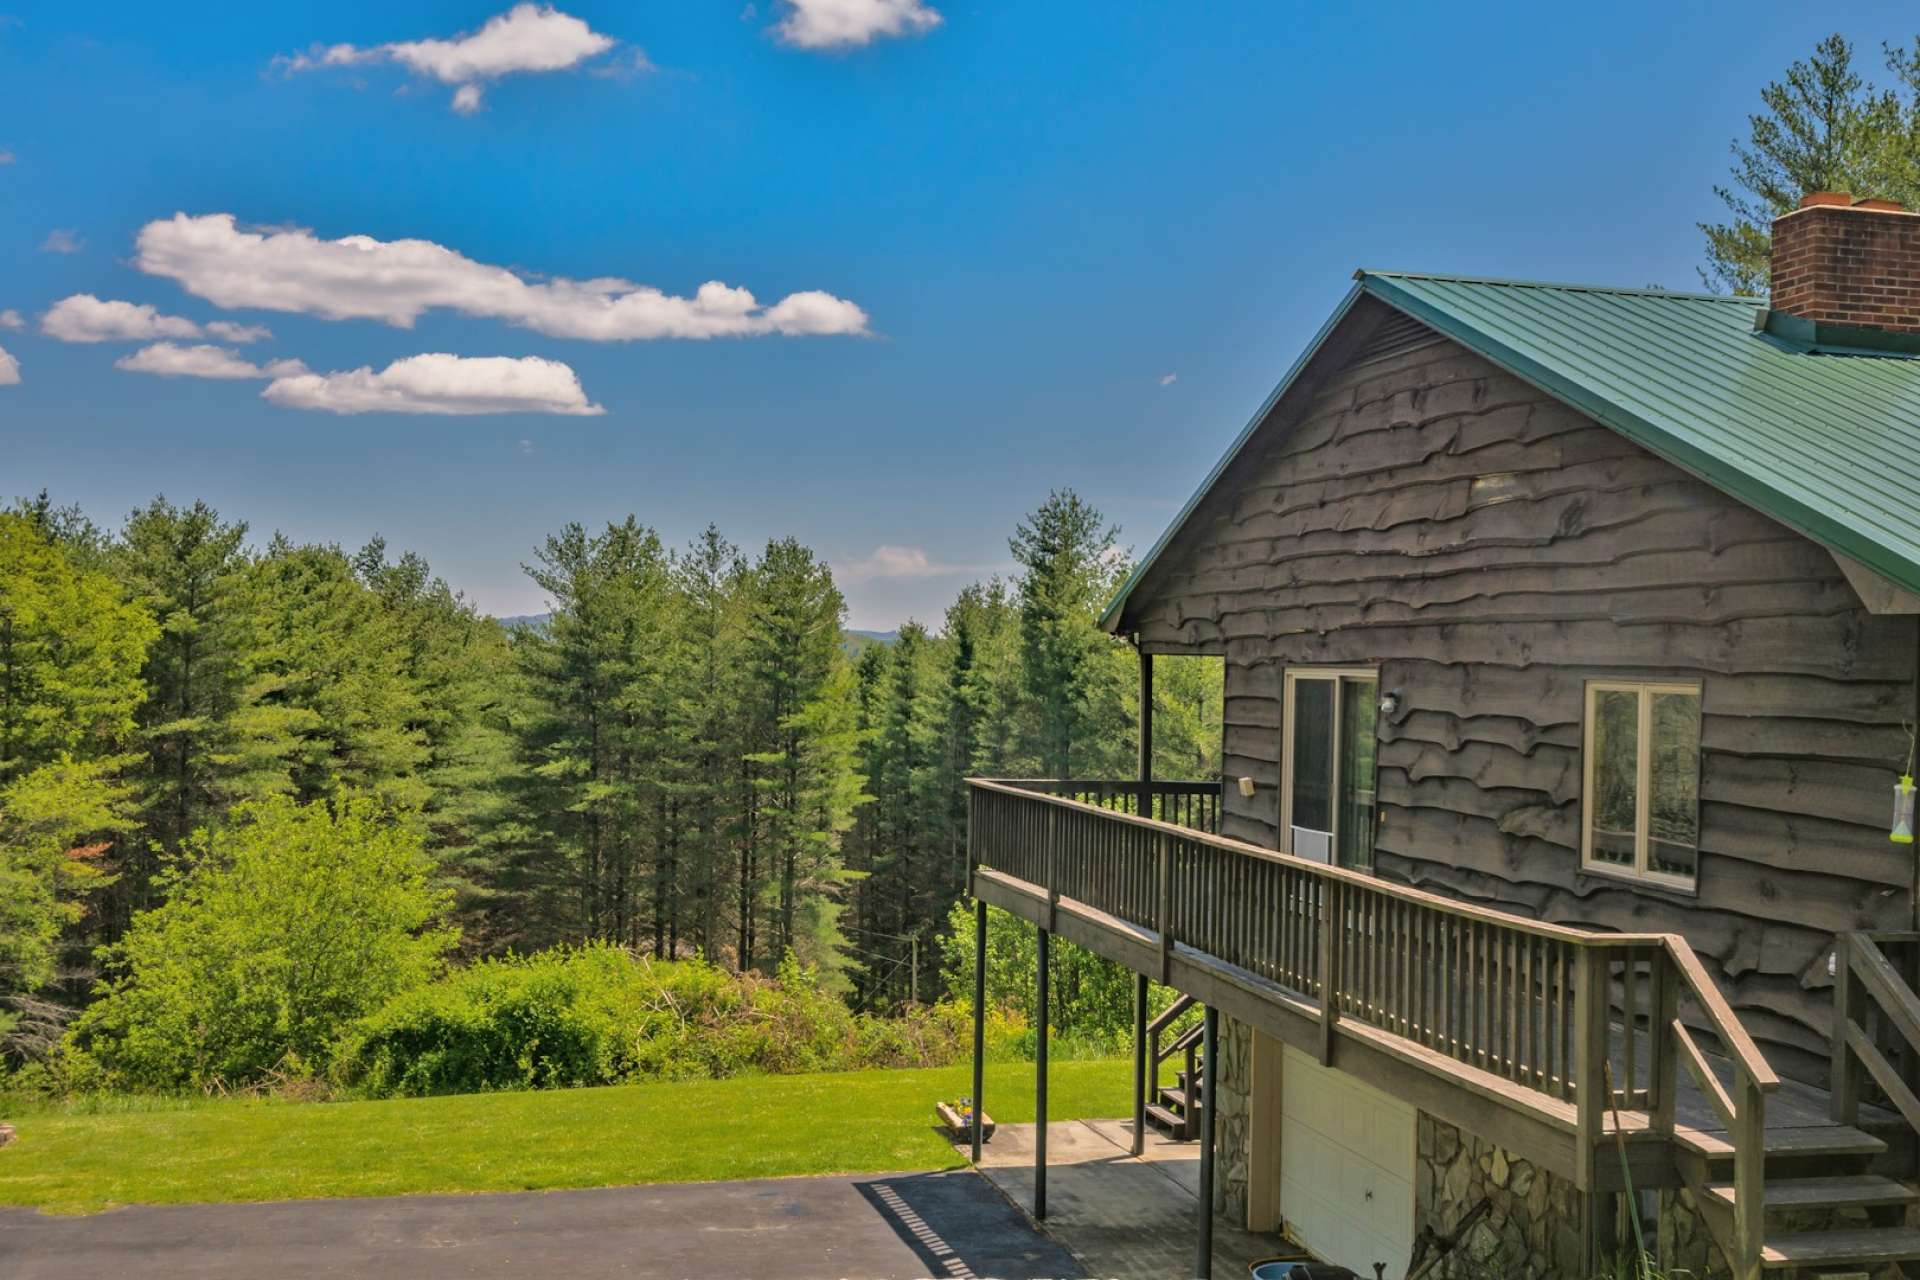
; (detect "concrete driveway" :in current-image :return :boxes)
[0,1170,1088,1280]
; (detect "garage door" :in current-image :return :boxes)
[1278,1045,1415,1278]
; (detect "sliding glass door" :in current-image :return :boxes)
[1282,668,1378,870]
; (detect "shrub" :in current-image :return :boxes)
[340,946,982,1098]
[67,793,456,1092]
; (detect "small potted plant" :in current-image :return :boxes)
[936,1096,994,1143]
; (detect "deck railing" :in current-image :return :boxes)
[968,777,1779,1270]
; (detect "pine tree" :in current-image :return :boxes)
[1701,34,1917,293]
[742,538,863,980]
[1009,490,1132,779]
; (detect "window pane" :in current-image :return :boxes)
[1589,689,1638,869]
[1291,678,1334,837]
[1338,678,1378,871]
[1649,690,1700,882]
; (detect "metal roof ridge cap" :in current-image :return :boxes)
[1354,268,1761,305]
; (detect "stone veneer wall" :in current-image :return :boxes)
[1210,1015,1253,1224]
[1208,1017,1594,1276]
[1416,1115,1585,1278]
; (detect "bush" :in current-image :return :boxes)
[340,945,988,1098]
[67,793,456,1092]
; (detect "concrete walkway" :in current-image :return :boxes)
[966,1120,1300,1280]
[0,1170,1085,1280]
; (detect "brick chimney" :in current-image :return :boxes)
[1770,192,1920,334]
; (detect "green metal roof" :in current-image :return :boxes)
[1102,269,1920,632]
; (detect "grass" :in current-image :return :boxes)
[0,1059,1127,1215]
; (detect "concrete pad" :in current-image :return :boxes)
[963,1120,1289,1280]
[0,1170,1087,1280]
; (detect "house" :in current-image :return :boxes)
[964,193,1920,1279]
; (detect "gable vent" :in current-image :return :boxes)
[1350,310,1441,365]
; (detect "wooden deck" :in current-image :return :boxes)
[967,777,1920,1278]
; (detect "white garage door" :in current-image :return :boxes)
[1278,1045,1415,1278]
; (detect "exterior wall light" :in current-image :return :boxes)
[1379,690,1402,716]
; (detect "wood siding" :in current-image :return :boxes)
[1128,306,1919,1083]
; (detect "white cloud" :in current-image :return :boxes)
[206,320,272,343]
[115,343,309,380]
[0,309,21,331]
[0,344,17,386]
[262,353,604,416]
[42,295,272,344]
[1158,372,1177,386]
[0,149,14,166]
[40,228,82,254]
[42,294,203,343]
[775,0,941,49]
[281,5,616,113]
[136,213,871,340]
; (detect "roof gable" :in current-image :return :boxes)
[1103,270,1920,633]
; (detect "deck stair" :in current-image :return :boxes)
[1677,1121,1920,1274]
[1143,994,1204,1141]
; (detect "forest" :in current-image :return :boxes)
[0,486,1221,1093]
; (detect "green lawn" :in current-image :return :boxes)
[0,1059,1126,1214]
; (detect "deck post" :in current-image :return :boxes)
[1196,1003,1218,1280]
[971,897,987,1164]
[1131,971,1149,1156]
[1572,947,1605,1192]
[1133,644,1153,1158]
[1318,880,1340,1066]
[1035,926,1050,1220]
[1137,646,1154,809]
[1831,932,1859,1124]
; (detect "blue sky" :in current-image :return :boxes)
[3,1,1916,627]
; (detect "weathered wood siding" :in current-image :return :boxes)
[1129,305,1918,1083]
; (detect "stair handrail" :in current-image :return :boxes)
[1659,935,1777,1280]
[1832,930,1920,1134]
[1147,991,1197,1039]
[1147,992,1200,1106]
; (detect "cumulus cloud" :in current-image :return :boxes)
[280,4,616,114]
[42,295,202,343]
[206,320,272,343]
[1158,372,1177,386]
[41,295,273,344]
[775,0,941,49]
[0,309,21,331]
[115,343,308,380]
[136,213,871,340]
[262,353,603,416]
[40,229,82,254]
[0,344,17,386]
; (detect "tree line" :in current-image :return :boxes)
[0,487,1221,1052]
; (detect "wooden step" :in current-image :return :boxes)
[1158,1087,1194,1112]
[1705,1175,1920,1213]
[1761,1226,1920,1269]
[1677,1124,1887,1161]
[1144,1103,1188,1136]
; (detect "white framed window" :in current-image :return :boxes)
[1581,681,1702,890]
[1280,668,1379,870]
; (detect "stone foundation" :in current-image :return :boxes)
[1211,1015,1253,1223]
[1416,1115,1585,1279]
